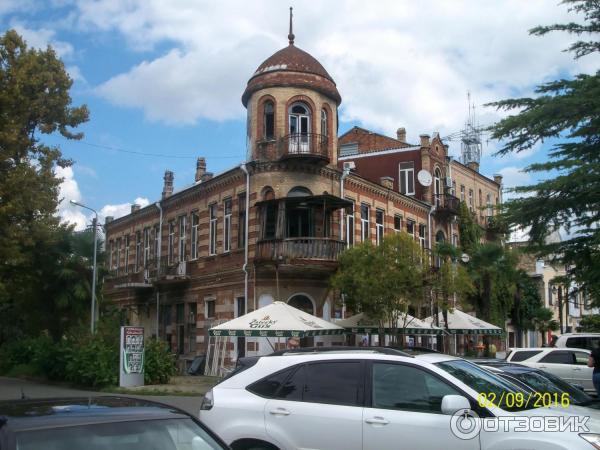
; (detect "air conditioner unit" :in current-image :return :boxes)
[176,261,187,277]
[445,177,453,188]
[144,268,150,283]
[343,161,356,171]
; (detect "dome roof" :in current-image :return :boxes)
[242,44,341,107]
[253,45,334,82]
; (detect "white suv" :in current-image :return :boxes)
[199,348,600,450]
[506,347,593,393]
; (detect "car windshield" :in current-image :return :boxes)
[15,418,225,450]
[511,370,591,405]
[435,359,538,412]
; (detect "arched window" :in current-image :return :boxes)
[288,294,315,315]
[289,102,311,153]
[321,109,328,137]
[264,101,274,140]
[287,186,312,197]
[434,167,442,206]
[436,230,446,243]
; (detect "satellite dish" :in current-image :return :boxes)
[461,253,470,263]
[417,170,432,187]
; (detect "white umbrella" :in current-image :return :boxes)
[209,301,344,338]
[336,312,443,335]
[424,309,503,335]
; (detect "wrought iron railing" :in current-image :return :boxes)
[256,237,346,262]
[434,194,460,215]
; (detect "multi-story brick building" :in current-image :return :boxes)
[104,25,501,366]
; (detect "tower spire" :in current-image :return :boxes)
[288,7,295,45]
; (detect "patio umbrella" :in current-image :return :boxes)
[424,309,503,335]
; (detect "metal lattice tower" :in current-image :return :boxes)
[460,92,482,166]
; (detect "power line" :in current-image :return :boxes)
[75,141,243,160]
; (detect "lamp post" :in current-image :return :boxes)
[70,200,98,333]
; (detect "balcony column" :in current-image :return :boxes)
[275,200,286,239]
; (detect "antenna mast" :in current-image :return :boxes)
[460,91,482,167]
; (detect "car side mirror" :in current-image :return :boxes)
[441,395,471,415]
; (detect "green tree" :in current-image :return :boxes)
[532,308,559,346]
[0,30,89,343]
[331,233,426,345]
[578,314,600,332]
[487,0,600,304]
[457,201,481,254]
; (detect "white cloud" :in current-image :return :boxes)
[498,166,532,190]
[10,23,74,57]
[73,0,600,142]
[55,165,88,231]
[99,197,150,222]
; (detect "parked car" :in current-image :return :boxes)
[188,354,207,375]
[505,347,594,393]
[0,396,229,450]
[554,333,600,351]
[199,347,600,450]
[474,361,599,408]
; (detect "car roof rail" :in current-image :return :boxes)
[267,346,413,357]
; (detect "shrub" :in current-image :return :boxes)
[63,332,119,388]
[144,338,176,385]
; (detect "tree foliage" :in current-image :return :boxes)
[331,233,426,344]
[0,30,89,343]
[486,0,600,304]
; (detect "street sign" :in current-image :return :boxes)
[119,326,144,387]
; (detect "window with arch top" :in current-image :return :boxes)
[321,109,328,137]
[289,102,311,136]
[264,101,274,140]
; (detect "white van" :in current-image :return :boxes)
[554,333,600,351]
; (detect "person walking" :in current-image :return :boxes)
[588,343,600,396]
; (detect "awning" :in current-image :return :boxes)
[423,309,503,335]
[209,301,345,337]
[255,194,353,211]
[335,312,443,335]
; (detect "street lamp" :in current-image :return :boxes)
[70,199,98,334]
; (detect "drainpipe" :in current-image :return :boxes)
[340,167,350,241]
[428,204,435,251]
[155,201,163,338]
[240,164,250,310]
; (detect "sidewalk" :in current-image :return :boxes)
[108,375,220,396]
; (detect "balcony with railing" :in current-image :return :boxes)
[155,256,190,284]
[109,266,153,289]
[255,238,346,263]
[255,133,329,163]
[433,194,460,217]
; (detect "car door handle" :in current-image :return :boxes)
[269,408,291,416]
[538,365,547,369]
[573,367,582,371]
[365,416,389,425]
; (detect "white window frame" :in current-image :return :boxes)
[124,235,130,273]
[486,193,493,216]
[115,237,121,272]
[393,214,402,233]
[468,189,474,211]
[321,109,328,137]
[153,225,159,261]
[143,227,150,267]
[135,231,142,272]
[223,198,232,253]
[399,162,415,195]
[360,203,370,242]
[406,219,416,239]
[108,240,114,271]
[168,222,175,265]
[460,185,465,202]
[179,215,186,262]
[418,224,426,249]
[191,212,199,260]
[346,200,355,247]
[209,203,217,255]
[376,209,385,245]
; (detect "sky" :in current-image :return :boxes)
[1,0,598,230]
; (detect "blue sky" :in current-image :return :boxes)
[1,0,598,229]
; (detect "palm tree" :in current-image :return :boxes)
[533,308,559,346]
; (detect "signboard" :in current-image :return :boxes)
[119,326,144,387]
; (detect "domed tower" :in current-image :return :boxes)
[242,8,341,166]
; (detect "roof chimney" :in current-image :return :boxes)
[162,170,174,199]
[419,134,430,147]
[493,174,503,185]
[105,216,114,225]
[195,157,206,183]
[201,172,213,182]
[380,176,394,190]
[467,162,480,173]
[396,127,406,143]
[131,204,141,214]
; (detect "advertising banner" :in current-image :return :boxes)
[119,326,144,387]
